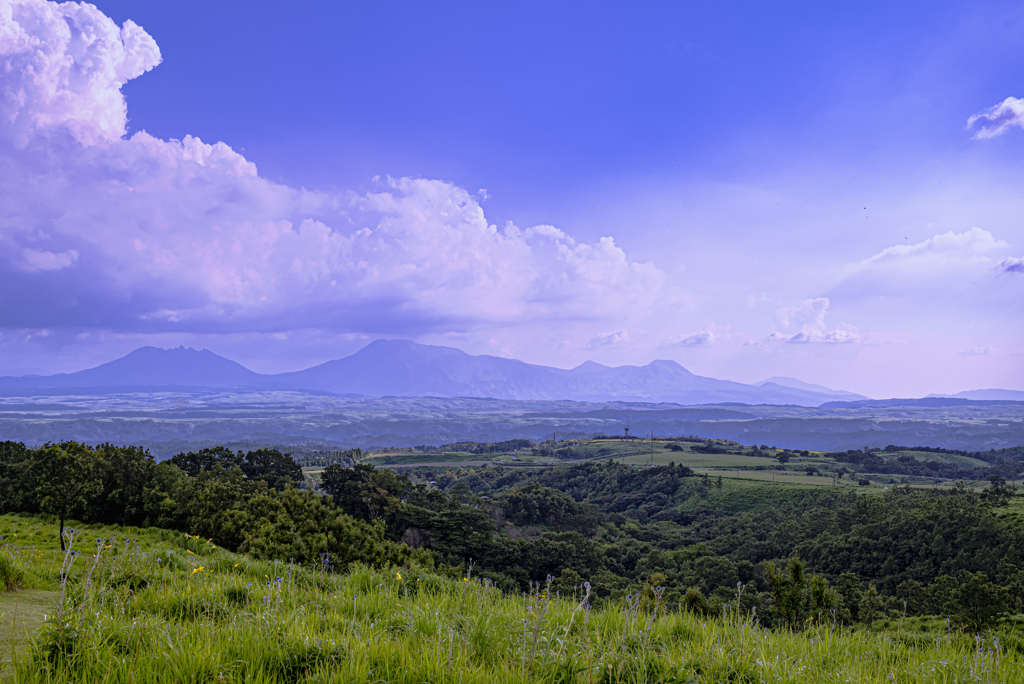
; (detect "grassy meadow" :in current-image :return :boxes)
[0,514,1018,683]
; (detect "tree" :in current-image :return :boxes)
[177,465,252,550]
[951,572,1007,632]
[776,452,792,466]
[835,572,862,622]
[859,584,882,625]
[34,442,102,551]
[321,463,410,535]
[681,587,711,616]
[239,448,303,491]
[170,446,242,476]
[764,556,837,629]
[0,441,34,514]
[241,488,411,568]
[765,556,807,629]
[981,475,1016,507]
[90,443,155,526]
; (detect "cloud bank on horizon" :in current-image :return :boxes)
[0,0,1021,397]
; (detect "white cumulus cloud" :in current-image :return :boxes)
[662,330,715,347]
[0,0,161,146]
[998,256,1024,274]
[967,97,1024,140]
[765,298,860,344]
[586,329,631,349]
[0,0,669,340]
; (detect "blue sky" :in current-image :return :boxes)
[0,0,1022,396]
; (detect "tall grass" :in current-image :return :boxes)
[0,549,25,593]
[0,523,1018,683]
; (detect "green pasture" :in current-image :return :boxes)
[0,513,1021,683]
[878,449,990,469]
[615,446,777,470]
[365,452,493,466]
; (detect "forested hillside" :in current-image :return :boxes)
[1,438,1021,633]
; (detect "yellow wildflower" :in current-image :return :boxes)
[396,572,402,581]
[191,566,205,575]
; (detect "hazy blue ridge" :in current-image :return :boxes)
[0,340,871,407]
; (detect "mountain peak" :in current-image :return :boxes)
[573,360,611,372]
[646,359,692,373]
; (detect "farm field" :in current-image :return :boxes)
[383,437,1007,490]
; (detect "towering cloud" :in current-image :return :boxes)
[0,0,161,145]
[0,0,666,339]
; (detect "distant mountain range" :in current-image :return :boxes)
[0,340,1007,408]
[927,389,1024,401]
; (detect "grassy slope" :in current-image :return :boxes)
[0,514,1019,683]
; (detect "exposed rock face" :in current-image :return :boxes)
[400,527,433,549]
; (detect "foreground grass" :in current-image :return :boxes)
[0,515,1019,682]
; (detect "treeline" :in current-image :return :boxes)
[0,441,410,567]
[825,449,1024,481]
[288,448,363,468]
[876,444,1024,464]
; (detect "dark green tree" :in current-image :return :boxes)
[765,556,837,629]
[90,443,155,526]
[765,556,807,629]
[950,572,1007,632]
[859,584,882,625]
[321,463,410,523]
[170,446,242,476]
[0,441,34,514]
[241,488,411,568]
[173,464,254,550]
[239,448,303,491]
[34,442,102,550]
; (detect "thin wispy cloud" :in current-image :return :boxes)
[859,228,1007,267]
